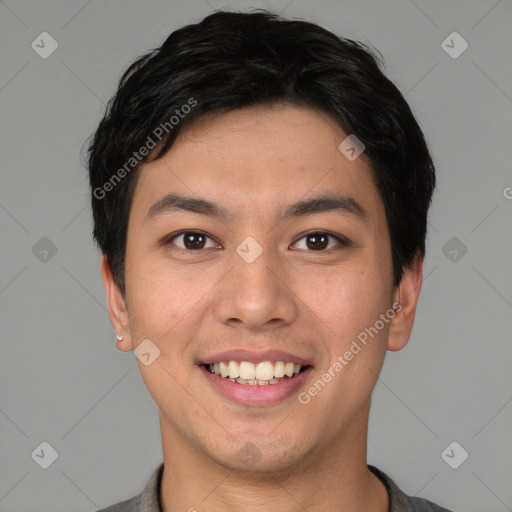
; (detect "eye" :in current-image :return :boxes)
[166,231,220,250]
[291,231,349,251]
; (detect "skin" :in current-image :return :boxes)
[101,104,423,512]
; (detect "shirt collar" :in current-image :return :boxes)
[140,462,164,512]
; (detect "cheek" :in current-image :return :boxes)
[311,272,391,386]
[124,258,207,344]
[304,264,389,334]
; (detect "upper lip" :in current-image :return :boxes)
[197,349,313,367]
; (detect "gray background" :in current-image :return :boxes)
[1,0,511,511]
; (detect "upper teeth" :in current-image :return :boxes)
[208,361,302,380]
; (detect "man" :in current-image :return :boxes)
[89,10,452,512]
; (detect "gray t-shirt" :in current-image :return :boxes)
[96,462,454,511]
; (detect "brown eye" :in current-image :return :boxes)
[167,231,218,250]
[292,231,348,251]
[305,233,329,250]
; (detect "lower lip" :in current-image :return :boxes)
[198,365,313,406]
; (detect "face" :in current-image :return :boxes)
[103,104,421,473]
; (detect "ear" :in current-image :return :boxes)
[387,253,423,352]
[100,255,133,351]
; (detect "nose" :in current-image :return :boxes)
[214,243,299,332]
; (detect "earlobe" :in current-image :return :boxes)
[100,255,133,351]
[387,254,423,352]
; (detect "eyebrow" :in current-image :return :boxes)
[144,192,367,224]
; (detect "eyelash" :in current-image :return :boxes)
[164,230,350,252]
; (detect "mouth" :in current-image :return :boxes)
[197,360,314,406]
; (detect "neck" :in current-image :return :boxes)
[158,402,388,512]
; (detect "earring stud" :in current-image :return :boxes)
[116,334,123,341]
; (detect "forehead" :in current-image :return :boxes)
[132,104,383,224]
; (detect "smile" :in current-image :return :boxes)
[199,362,313,406]
[205,360,308,385]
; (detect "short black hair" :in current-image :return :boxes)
[87,10,435,296]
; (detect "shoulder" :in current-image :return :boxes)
[95,462,164,512]
[369,465,455,512]
[95,494,141,512]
